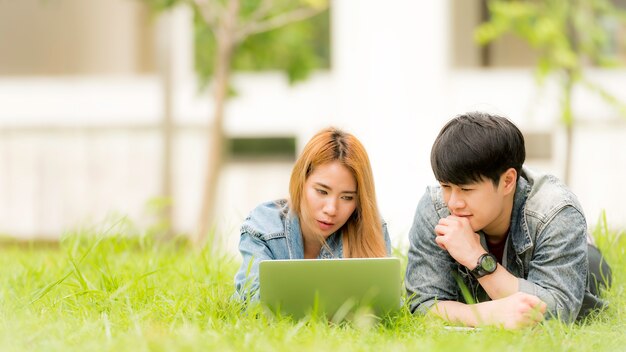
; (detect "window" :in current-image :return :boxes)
[228,136,296,162]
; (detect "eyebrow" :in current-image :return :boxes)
[440,182,475,188]
[314,182,357,194]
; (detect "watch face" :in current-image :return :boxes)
[482,254,497,272]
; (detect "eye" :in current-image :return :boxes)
[461,188,472,192]
[440,184,450,189]
[316,189,328,195]
[341,195,354,201]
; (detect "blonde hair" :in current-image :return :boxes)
[289,127,386,258]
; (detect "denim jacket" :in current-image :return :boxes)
[405,166,600,323]
[234,199,392,301]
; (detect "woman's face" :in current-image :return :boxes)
[300,161,358,240]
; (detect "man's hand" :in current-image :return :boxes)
[434,215,485,268]
[482,292,547,329]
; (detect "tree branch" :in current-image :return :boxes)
[236,6,326,42]
[248,0,274,23]
[192,0,225,30]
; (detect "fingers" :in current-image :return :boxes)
[538,300,547,314]
[434,235,447,250]
[519,292,539,303]
[440,215,470,226]
[438,217,452,226]
[437,217,459,228]
[527,303,546,324]
[436,215,471,235]
[519,292,546,309]
[517,293,546,325]
[437,217,473,237]
[434,224,446,237]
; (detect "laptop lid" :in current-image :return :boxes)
[259,257,401,320]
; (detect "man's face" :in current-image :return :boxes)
[439,174,512,237]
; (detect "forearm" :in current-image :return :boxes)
[234,258,261,301]
[478,264,519,300]
[429,301,485,327]
[234,233,274,301]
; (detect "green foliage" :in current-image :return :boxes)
[234,9,330,83]
[193,10,329,86]
[143,0,330,87]
[475,0,626,73]
[1,219,626,351]
[475,0,626,125]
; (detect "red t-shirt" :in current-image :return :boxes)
[486,235,508,264]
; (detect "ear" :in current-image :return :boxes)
[501,168,517,195]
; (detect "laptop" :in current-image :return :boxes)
[259,257,401,320]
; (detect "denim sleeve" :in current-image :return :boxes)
[405,190,459,314]
[518,206,588,323]
[233,232,275,302]
[382,221,392,256]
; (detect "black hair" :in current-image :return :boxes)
[430,112,525,186]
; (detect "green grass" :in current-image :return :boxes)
[1,219,625,352]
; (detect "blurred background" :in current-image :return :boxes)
[1,0,625,252]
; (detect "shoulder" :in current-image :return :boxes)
[240,199,290,240]
[414,184,449,218]
[409,185,448,239]
[522,166,585,222]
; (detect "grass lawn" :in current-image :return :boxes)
[1,219,625,352]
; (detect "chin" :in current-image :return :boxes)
[323,229,336,238]
[471,223,484,233]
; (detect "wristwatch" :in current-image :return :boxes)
[469,253,497,279]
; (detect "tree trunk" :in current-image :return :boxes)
[563,122,573,186]
[195,0,239,246]
[562,71,575,186]
[150,10,177,240]
[160,15,174,240]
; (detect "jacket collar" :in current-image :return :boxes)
[509,174,533,255]
[285,210,305,259]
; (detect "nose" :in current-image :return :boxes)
[447,190,465,212]
[323,198,337,217]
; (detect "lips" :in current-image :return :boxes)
[317,220,334,231]
[453,214,473,220]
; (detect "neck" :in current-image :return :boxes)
[302,235,322,259]
[485,231,508,245]
[299,213,320,258]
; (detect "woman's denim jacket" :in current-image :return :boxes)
[405,167,603,323]
[234,199,392,301]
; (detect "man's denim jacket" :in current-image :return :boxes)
[234,199,392,301]
[405,167,602,323]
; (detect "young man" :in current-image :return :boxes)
[405,112,611,329]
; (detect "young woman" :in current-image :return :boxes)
[233,127,391,301]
